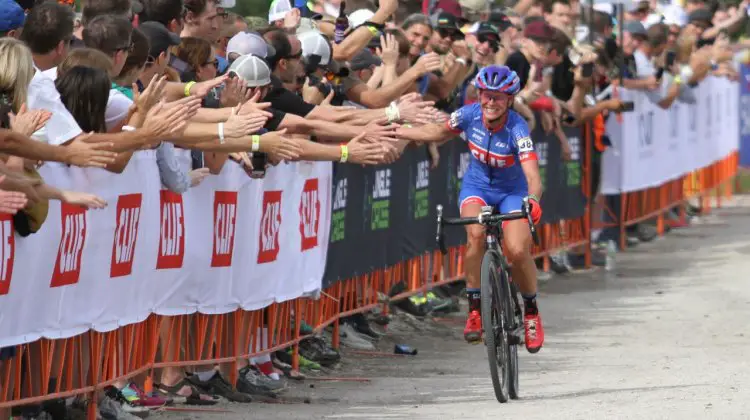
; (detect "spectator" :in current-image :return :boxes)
[402,13,433,62]
[138,21,182,84]
[141,0,184,34]
[181,0,220,42]
[76,0,142,47]
[543,0,573,32]
[225,31,276,64]
[505,19,553,89]
[0,0,25,39]
[216,12,247,73]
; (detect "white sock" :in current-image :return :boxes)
[195,370,216,382]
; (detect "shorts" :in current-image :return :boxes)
[459,183,527,214]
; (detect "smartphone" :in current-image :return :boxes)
[251,152,267,177]
[665,50,676,68]
[582,62,594,77]
[619,101,635,112]
[169,55,189,74]
[654,67,665,80]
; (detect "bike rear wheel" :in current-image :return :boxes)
[480,250,510,403]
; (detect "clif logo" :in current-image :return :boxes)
[157,190,185,270]
[51,203,87,287]
[211,191,237,267]
[110,194,143,278]
[257,190,282,264]
[299,179,320,251]
[0,214,14,296]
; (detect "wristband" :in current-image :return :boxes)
[673,75,682,85]
[385,102,400,123]
[218,122,225,144]
[455,57,468,66]
[184,81,196,97]
[122,125,136,132]
[251,134,260,152]
[365,25,380,37]
[340,144,349,163]
[527,194,540,203]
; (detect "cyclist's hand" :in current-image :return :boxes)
[527,196,542,224]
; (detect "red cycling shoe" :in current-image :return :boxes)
[464,310,482,343]
[524,312,544,353]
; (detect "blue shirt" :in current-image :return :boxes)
[447,103,536,189]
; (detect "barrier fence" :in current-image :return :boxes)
[0,77,741,413]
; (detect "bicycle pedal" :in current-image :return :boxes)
[508,327,524,345]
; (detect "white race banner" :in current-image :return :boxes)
[600,77,739,194]
[0,152,331,347]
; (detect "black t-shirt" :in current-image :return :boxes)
[505,51,532,90]
[264,76,315,117]
[71,36,85,49]
[551,56,575,102]
[264,108,286,131]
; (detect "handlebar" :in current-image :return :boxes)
[435,198,540,255]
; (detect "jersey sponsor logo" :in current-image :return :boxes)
[299,179,320,251]
[468,141,515,168]
[258,190,282,264]
[0,214,14,296]
[110,194,143,278]
[211,191,238,267]
[516,136,534,153]
[449,110,461,130]
[51,203,87,287]
[157,190,185,270]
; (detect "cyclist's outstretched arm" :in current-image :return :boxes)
[395,122,455,143]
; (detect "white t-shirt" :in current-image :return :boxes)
[27,67,83,145]
[41,66,131,131]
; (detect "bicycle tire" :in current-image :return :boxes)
[507,279,521,399]
[480,249,510,403]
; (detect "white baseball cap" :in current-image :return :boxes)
[228,55,272,87]
[348,9,375,28]
[298,30,332,65]
[662,4,687,26]
[227,32,276,59]
[269,0,292,22]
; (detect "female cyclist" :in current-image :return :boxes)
[395,65,544,353]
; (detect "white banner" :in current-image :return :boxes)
[600,77,739,194]
[0,151,331,347]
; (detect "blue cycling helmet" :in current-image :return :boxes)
[473,65,521,95]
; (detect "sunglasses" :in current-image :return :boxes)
[286,50,303,60]
[477,34,500,52]
[204,60,219,69]
[437,28,459,39]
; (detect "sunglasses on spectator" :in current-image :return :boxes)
[286,50,303,60]
[116,41,134,53]
[204,60,219,69]
[437,28,459,39]
[477,34,500,52]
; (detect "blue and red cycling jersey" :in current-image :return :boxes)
[446,103,538,211]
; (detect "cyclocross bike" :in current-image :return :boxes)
[435,198,539,403]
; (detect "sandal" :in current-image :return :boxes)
[156,379,220,406]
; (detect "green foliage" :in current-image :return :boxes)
[232,0,271,19]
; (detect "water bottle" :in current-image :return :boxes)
[334,2,348,44]
[394,344,418,355]
[605,240,616,272]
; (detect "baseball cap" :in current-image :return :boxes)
[433,0,462,18]
[268,0,292,22]
[350,49,381,71]
[432,11,461,31]
[523,20,554,41]
[688,8,713,26]
[475,22,500,36]
[488,11,513,31]
[0,0,25,32]
[227,32,276,59]
[139,21,181,58]
[298,30,338,71]
[349,9,375,28]
[623,20,647,36]
[229,54,272,87]
[459,0,490,17]
[643,13,663,28]
[662,5,687,27]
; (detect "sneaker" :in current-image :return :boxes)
[103,387,149,418]
[463,310,482,343]
[186,372,253,403]
[339,323,375,350]
[299,337,341,366]
[120,383,169,408]
[98,394,144,420]
[523,312,544,353]
[283,349,322,371]
[237,366,285,397]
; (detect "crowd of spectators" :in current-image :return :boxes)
[0,0,745,417]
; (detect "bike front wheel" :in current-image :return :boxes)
[480,250,510,403]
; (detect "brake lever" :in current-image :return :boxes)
[523,198,540,246]
[436,205,448,255]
